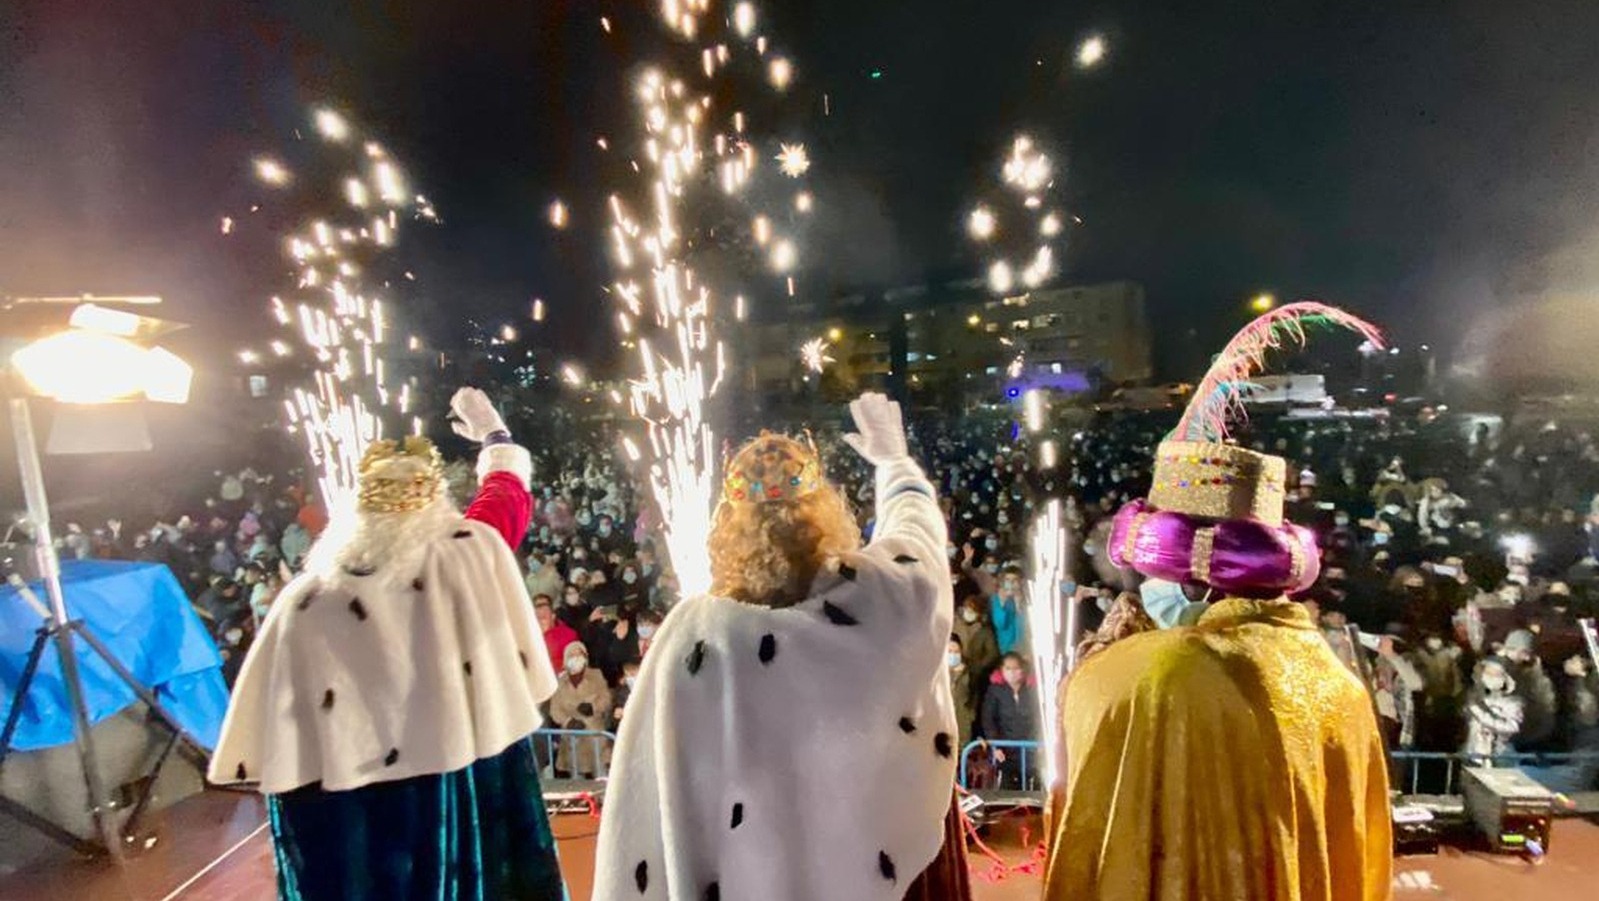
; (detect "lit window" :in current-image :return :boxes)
[248,375,269,398]
[985,322,998,333]
[985,366,999,376]
[1051,363,1063,374]
[1012,319,1030,330]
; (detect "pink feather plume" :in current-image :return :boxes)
[1173,301,1385,443]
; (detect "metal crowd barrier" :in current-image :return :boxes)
[532,728,620,780]
[957,739,1043,790]
[950,745,1597,797]
[1389,750,1599,796]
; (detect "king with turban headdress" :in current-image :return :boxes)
[1043,303,1394,901]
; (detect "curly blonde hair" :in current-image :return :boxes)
[708,482,862,607]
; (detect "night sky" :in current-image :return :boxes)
[5,0,1599,378]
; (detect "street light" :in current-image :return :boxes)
[1250,293,1277,313]
[2,296,196,860]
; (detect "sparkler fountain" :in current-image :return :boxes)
[601,0,810,597]
[237,106,438,514]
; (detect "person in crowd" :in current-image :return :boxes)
[208,538,239,578]
[989,565,1026,654]
[980,653,1039,790]
[635,608,662,659]
[534,595,578,675]
[951,594,1001,682]
[279,520,311,568]
[611,659,642,731]
[209,387,566,900]
[1502,629,1559,749]
[594,394,969,901]
[556,580,591,631]
[947,634,976,752]
[525,550,563,601]
[1410,633,1465,751]
[548,641,613,779]
[590,607,642,685]
[1372,634,1424,750]
[617,560,649,610]
[1045,304,1391,900]
[1463,657,1524,763]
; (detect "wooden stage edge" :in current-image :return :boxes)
[1,790,1597,900]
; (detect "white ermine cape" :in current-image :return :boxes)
[593,458,955,901]
[208,501,557,794]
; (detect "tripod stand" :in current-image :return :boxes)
[0,396,210,861]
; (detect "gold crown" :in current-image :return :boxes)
[722,432,823,505]
[1147,440,1286,526]
[357,436,445,513]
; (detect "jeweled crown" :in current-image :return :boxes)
[722,432,822,505]
[357,436,445,513]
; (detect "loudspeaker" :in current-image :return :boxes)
[0,704,206,874]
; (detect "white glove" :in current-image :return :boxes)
[449,387,508,443]
[843,392,909,465]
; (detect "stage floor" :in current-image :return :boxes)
[1,791,1595,900]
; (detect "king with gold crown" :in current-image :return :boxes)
[1044,304,1394,901]
[209,388,567,900]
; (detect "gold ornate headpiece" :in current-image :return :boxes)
[357,436,445,513]
[1148,440,1287,525]
[722,432,823,505]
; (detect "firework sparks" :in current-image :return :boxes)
[776,142,811,178]
[1023,388,1045,431]
[256,105,436,511]
[597,1,806,598]
[314,108,351,143]
[768,57,793,91]
[988,260,1014,294]
[799,337,834,373]
[561,364,585,386]
[1003,136,1051,191]
[733,2,756,37]
[971,133,1063,294]
[1076,34,1108,69]
[770,239,797,272]
[968,206,996,241]
[254,157,291,187]
[794,190,813,213]
[1026,501,1070,791]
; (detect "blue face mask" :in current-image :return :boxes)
[1139,579,1193,630]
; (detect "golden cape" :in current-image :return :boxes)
[1045,598,1392,901]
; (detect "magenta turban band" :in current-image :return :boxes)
[1107,499,1321,595]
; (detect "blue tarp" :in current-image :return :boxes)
[0,560,228,752]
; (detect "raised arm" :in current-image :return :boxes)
[450,387,534,549]
[844,392,947,564]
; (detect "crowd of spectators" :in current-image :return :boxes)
[50,401,1599,793]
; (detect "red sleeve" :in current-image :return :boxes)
[464,470,532,550]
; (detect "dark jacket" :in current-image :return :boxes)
[980,681,1039,742]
